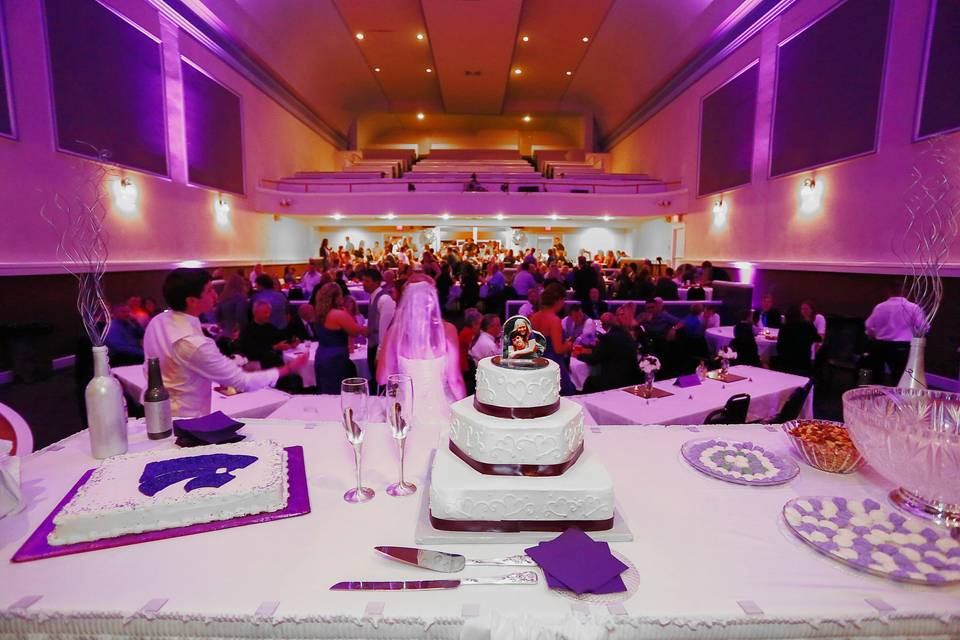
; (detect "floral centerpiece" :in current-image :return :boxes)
[637,355,661,396]
[717,347,737,375]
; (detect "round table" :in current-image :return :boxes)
[283,340,371,387]
[569,356,598,392]
[705,325,778,364]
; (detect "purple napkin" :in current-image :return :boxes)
[674,374,701,388]
[173,411,244,446]
[525,528,628,595]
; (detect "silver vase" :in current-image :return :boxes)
[85,346,128,459]
[897,336,927,390]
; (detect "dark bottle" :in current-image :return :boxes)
[144,358,172,440]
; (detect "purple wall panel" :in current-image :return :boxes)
[918,0,960,138]
[182,61,244,194]
[698,64,758,196]
[771,0,890,177]
[44,0,167,173]
[0,3,11,137]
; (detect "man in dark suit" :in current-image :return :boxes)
[753,293,783,329]
[575,315,642,393]
[287,304,317,342]
[239,301,293,369]
[654,268,680,301]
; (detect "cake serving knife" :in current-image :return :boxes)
[375,546,537,572]
[330,571,538,590]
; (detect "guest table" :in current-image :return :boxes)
[580,365,810,425]
[282,341,371,388]
[112,365,292,419]
[569,355,597,391]
[706,326,779,364]
[2,420,958,639]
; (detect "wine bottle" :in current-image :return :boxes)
[144,358,172,440]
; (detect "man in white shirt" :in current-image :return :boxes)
[469,314,501,364]
[144,268,307,417]
[518,287,540,318]
[865,290,926,384]
[561,303,597,343]
[300,259,323,299]
[344,236,355,253]
[362,268,396,391]
[248,263,264,288]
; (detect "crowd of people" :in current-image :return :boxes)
[104,237,927,417]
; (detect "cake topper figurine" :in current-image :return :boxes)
[496,315,548,368]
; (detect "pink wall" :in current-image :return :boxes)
[0,0,337,275]
[610,0,960,274]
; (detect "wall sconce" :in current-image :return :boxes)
[112,177,138,214]
[279,198,292,207]
[214,197,230,226]
[732,261,755,285]
[799,177,823,215]
[657,199,672,207]
[712,198,728,227]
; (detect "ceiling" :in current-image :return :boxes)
[197,0,760,146]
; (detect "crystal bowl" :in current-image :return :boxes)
[842,386,960,528]
[780,419,863,474]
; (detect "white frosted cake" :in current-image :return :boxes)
[49,440,288,545]
[430,357,614,531]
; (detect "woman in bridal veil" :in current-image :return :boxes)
[377,273,466,427]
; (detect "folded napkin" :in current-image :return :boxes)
[674,374,702,388]
[525,528,628,595]
[0,440,24,519]
[174,411,245,447]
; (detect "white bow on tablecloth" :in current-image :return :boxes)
[0,440,24,519]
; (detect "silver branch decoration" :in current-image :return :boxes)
[40,145,114,347]
[897,134,960,336]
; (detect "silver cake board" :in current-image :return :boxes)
[414,449,634,545]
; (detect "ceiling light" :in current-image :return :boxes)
[441,213,450,220]
[513,67,523,75]
[416,32,425,40]
[332,213,343,220]
[417,112,425,120]
[355,32,364,40]
[581,36,589,43]
[601,215,611,221]
[426,67,433,73]
[521,35,529,42]
[550,213,558,221]
[374,67,381,72]
[496,213,505,220]
[565,70,572,76]
[384,213,396,220]
[523,115,531,123]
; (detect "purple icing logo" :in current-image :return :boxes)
[138,454,258,496]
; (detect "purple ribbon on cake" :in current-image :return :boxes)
[448,440,584,477]
[472,397,560,419]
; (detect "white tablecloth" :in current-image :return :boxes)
[569,356,597,391]
[676,286,713,300]
[2,420,958,639]
[283,341,370,388]
[706,326,779,364]
[580,365,810,425]
[112,365,291,419]
[346,284,369,302]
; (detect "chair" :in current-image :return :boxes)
[765,380,814,424]
[686,286,706,301]
[0,402,34,455]
[703,393,751,424]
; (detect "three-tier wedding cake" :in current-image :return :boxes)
[429,353,614,532]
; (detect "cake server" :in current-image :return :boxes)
[375,546,537,572]
[330,571,538,590]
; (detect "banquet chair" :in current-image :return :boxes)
[762,379,814,424]
[703,393,751,424]
[0,402,34,455]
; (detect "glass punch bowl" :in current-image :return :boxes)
[843,386,960,529]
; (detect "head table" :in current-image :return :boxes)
[1,418,957,639]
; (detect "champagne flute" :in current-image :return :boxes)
[341,378,375,503]
[385,373,416,496]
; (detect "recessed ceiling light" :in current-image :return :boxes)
[416,32,425,40]
[601,215,611,221]
[523,115,531,123]
[426,67,433,73]
[513,67,523,75]
[416,112,425,120]
[565,70,572,76]
[384,213,396,220]
[550,213,559,220]
[581,36,589,42]
[496,213,505,220]
[374,67,381,72]
[521,35,529,42]
[441,213,451,220]
[332,213,343,220]
[355,32,364,40]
